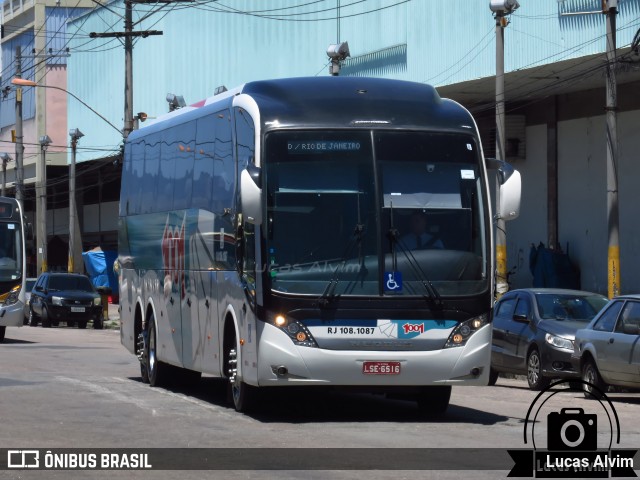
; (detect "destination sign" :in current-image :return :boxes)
[287,141,361,154]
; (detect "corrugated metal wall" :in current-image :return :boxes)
[0,31,35,128]
[66,0,640,161]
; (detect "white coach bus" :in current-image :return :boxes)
[117,76,521,413]
[0,197,28,342]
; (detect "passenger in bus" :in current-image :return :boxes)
[400,210,444,250]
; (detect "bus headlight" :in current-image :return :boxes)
[444,313,489,348]
[1,284,21,306]
[270,314,318,348]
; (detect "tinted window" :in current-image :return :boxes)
[173,122,196,211]
[140,135,159,214]
[129,139,145,215]
[593,301,623,332]
[48,276,94,292]
[193,115,216,210]
[495,297,516,317]
[514,297,531,318]
[157,131,176,212]
[616,300,640,333]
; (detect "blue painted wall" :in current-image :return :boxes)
[66,0,640,161]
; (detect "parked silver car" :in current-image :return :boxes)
[573,295,640,398]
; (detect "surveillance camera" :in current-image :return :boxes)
[326,41,350,60]
[489,0,520,13]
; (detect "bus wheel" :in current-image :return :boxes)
[227,346,256,412]
[147,319,170,387]
[416,386,451,416]
[0,326,5,342]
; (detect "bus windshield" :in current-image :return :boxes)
[265,130,488,297]
[0,222,22,282]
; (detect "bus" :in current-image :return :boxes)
[0,197,28,342]
[117,76,521,413]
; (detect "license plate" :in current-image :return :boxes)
[362,361,401,375]
[70,307,85,313]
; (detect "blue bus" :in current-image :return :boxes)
[0,197,28,342]
[117,76,521,413]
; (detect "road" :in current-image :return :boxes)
[1,325,638,480]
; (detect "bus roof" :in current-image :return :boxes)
[133,77,476,139]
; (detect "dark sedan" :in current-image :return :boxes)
[491,288,608,390]
[28,273,104,329]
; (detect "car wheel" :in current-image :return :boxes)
[78,321,87,329]
[67,320,76,328]
[41,306,51,328]
[0,326,5,342]
[93,315,104,330]
[29,307,39,327]
[416,386,452,416]
[488,368,499,386]
[582,359,607,399]
[527,348,550,391]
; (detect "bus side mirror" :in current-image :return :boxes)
[487,158,521,221]
[240,164,263,225]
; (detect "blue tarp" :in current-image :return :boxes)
[82,250,118,294]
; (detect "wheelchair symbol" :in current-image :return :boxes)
[384,272,402,291]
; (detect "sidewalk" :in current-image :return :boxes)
[105,303,120,329]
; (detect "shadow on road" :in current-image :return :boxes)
[0,337,36,344]
[129,375,510,425]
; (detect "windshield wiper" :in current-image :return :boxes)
[317,223,365,308]
[387,202,442,306]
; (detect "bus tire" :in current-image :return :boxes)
[0,326,5,342]
[227,344,257,413]
[416,386,451,416]
[147,319,170,387]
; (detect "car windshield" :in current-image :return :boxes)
[48,276,94,292]
[535,293,609,321]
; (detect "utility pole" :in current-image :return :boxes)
[605,0,620,298]
[490,0,518,299]
[38,135,52,273]
[14,46,24,207]
[90,1,166,139]
[68,128,84,273]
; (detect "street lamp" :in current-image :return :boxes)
[68,128,84,273]
[11,78,122,135]
[0,153,11,197]
[38,135,52,273]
